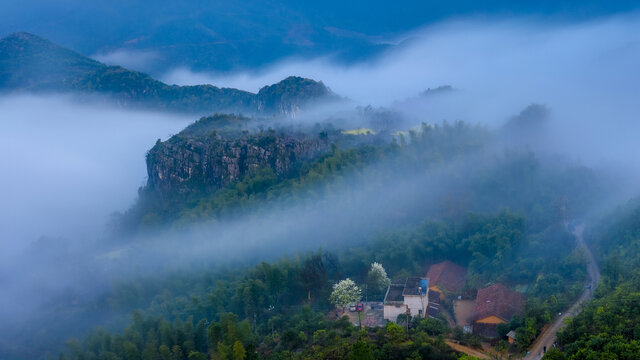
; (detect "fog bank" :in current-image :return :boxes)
[0,95,191,259]
[2,13,640,359]
[164,14,640,170]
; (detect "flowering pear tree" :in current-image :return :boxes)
[367,262,391,292]
[329,278,361,311]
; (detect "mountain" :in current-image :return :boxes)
[0,32,103,90]
[2,0,636,74]
[0,32,339,116]
[256,76,337,117]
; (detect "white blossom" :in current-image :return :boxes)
[329,278,362,309]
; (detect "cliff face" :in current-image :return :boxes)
[145,115,333,194]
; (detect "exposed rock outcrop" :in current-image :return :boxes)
[145,114,334,194]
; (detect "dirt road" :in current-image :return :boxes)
[445,340,491,359]
[523,224,600,359]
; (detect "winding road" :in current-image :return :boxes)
[523,224,600,360]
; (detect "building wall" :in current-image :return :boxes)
[473,322,501,338]
[474,316,507,338]
[384,304,406,322]
[404,294,428,318]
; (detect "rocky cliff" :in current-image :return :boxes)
[145,114,335,194]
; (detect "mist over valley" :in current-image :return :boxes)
[1,4,640,360]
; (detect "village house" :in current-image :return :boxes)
[383,277,431,322]
[426,260,467,299]
[471,284,525,338]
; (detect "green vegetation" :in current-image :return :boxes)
[123,120,488,230]
[2,25,636,360]
[68,309,459,360]
[70,117,602,359]
[0,55,605,357]
[62,202,590,359]
[547,200,640,359]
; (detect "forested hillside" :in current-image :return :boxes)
[0,33,339,115]
[546,201,640,359]
[52,207,588,359]
[22,110,605,360]
[2,2,640,360]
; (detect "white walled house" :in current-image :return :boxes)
[403,277,429,317]
[383,277,430,322]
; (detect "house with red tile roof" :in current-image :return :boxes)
[471,283,525,338]
[426,260,467,299]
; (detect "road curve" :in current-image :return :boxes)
[523,224,600,360]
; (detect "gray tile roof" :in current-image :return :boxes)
[384,283,405,304]
[403,277,428,296]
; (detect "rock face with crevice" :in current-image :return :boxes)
[145,114,334,194]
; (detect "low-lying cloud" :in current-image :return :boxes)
[0,95,191,259]
[2,12,640,359]
[164,14,640,170]
[0,95,192,355]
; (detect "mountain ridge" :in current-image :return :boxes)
[0,32,340,116]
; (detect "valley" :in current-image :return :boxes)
[1,7,640,360]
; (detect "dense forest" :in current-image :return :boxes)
[40,112,607,360]
[545,201,640,359]
[59,211,586,359]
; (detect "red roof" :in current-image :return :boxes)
[472,284,525,322]
[426,261,467,293]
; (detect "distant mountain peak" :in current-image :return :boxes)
[256,76,338,117]
[5,31,41,41]
[1,31,80,54]
[0,31,103,90]
[6,31,44,39]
